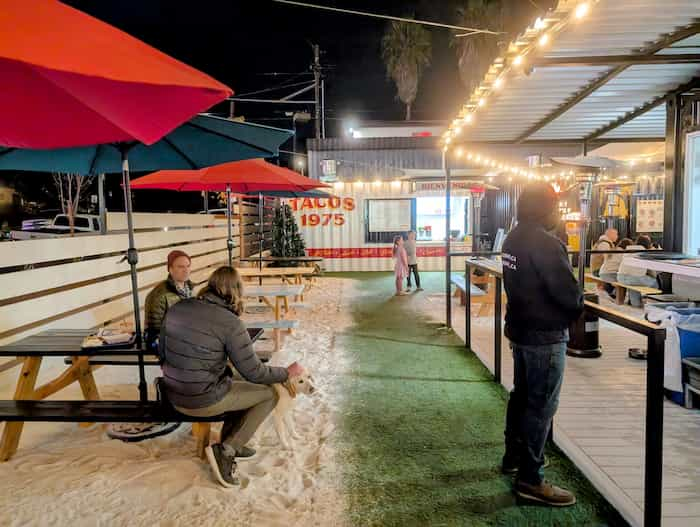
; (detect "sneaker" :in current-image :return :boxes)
[405,287,412,292]
[205,444,239,488]
[501,455,550,475]
[395,291,408,296]
[515,480,576,507]
[224,444,257,461]
[416,287,424,292]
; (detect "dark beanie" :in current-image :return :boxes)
[167,250,190,268]
[517,182,558,224]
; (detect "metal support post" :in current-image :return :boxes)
[494,276,502,384]
[464,264,471,349]
[644,329,666,527]
[313,44,321,140]
[445,150,452,328]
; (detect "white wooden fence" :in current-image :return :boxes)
[0,211,246,364]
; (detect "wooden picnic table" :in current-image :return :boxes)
[239,256,323,264]
[0,328,262,461]
[243,284,305,319]
[243,284,304,352]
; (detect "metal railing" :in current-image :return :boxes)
[452,253,667,527]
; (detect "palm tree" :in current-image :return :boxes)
[452,0,504,93]
[381,19,432,121]
[453,0,555,92]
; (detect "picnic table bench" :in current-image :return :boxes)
[585,274,661,305]
[0,328,263,461]
[451,273,505,317]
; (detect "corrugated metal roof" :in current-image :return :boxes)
[449,0,700,144]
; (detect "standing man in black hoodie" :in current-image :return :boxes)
[501,183,583,506]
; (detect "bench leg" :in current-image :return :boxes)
[192,422,211,459]
[73,357,101,428]
[0,357,42,462]
[616,286,626,305]
[458,289,466,306]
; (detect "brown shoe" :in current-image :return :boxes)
[515,480,576,507]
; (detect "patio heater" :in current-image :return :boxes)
[567,172,601,358]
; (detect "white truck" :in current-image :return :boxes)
[10,214,102,240]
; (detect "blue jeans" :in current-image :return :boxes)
[617,274,658,307]
[504,341,566,485]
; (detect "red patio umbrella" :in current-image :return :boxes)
[131,159,329,267]
[0,0,232,149]
[0,0,234,404]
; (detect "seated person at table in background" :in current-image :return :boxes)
[501,183,583,507]
[392,235,409,296]
[160,266,303,488]
[597,238,634,299]
[144,250,193,351]
[590,228,618,277]
[617,235,658,308]
[404,230,423,292]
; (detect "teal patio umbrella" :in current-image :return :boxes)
[0,114,293,401]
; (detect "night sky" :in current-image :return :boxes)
[62,0,484,132]
[2,1,546,221]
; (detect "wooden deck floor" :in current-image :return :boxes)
[422,294,700,527]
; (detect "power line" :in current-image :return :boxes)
[271,0,502,35]
[236,80,314,98]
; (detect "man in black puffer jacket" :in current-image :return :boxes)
[160,266,302,488]
[501,183,583,507]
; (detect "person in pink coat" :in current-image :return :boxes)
[392,235,409,296]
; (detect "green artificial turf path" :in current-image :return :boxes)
[332,271,627,527]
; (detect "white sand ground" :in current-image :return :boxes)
[0,277,355,527]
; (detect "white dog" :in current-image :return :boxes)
[267,367,316,449]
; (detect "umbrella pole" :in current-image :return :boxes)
[226,184,233,266]
[259,192,263,286]
[120,147,147,403]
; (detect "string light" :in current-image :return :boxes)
[373,180,382,186]
[391,180,402,188]
[455,147,464,158]
[443,0,597,146]
[575,2,590,19]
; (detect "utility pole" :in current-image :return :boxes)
[312,43,321,140]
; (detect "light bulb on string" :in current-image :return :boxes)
[575,2,590,19]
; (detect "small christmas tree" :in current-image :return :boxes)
[271,204,305,264]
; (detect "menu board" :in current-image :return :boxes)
[368,199,412,232]
[636,199,664,233]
